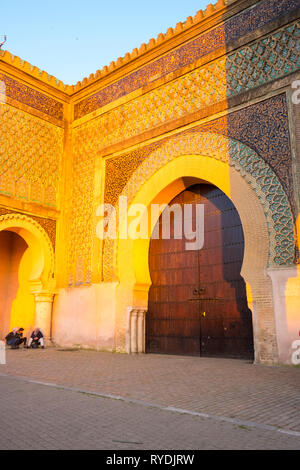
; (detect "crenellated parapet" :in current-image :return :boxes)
[0,49,72,93]
[1,0,228,93]
[70,0,227,93]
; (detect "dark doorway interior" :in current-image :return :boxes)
[146,184,254,360]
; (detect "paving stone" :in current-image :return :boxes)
[0,348,299,449]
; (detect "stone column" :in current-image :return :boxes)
[33,292,54,344]
[126,307,147,354]
[130,309,138,353]
[137,309,146,353]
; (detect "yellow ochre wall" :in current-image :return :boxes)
[0,231,29,338]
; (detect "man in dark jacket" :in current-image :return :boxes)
[5,328,27,348]
[27,328,44,349]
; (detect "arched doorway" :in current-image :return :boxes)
[0,231,29,339]
[113,139,292,362]
[0,213,55,342]
[146,183,254,359]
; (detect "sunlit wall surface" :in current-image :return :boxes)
[0,0,299,363]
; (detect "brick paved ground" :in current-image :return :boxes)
[0,348,299,449]
[0,375,299,450]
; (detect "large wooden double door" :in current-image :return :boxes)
[146,184,254,359]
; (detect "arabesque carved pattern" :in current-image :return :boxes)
[226,23,300,98]
[70,23,298,286]
[0,104,63,207]
[74,0,300,112]
[103,133,295,281]
[74,21,300,151]
[0,73,64,120]
[0,207,56,248]
[67,128,95,286]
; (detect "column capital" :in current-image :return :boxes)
[33,291,54,303]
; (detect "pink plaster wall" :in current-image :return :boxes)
[268,267,300,364]
[52,283,117,350]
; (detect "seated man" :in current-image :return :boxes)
[5,328,27,349]
[27,328,44,349]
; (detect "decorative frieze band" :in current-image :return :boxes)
[74,20,300,152]
[0,103,63,208]
[74,0,300,119]
[0,73,64,121]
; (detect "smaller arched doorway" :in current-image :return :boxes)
[0,214,55,342]
[0,231,29,339]
[146,183,254,359]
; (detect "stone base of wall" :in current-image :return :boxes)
[52,277,300,365]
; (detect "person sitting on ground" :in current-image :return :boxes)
[27,328,44,349]
[5,328,27,349]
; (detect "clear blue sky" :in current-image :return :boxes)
[0,0,210,85]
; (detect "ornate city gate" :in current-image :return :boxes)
[146,184,254,359]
